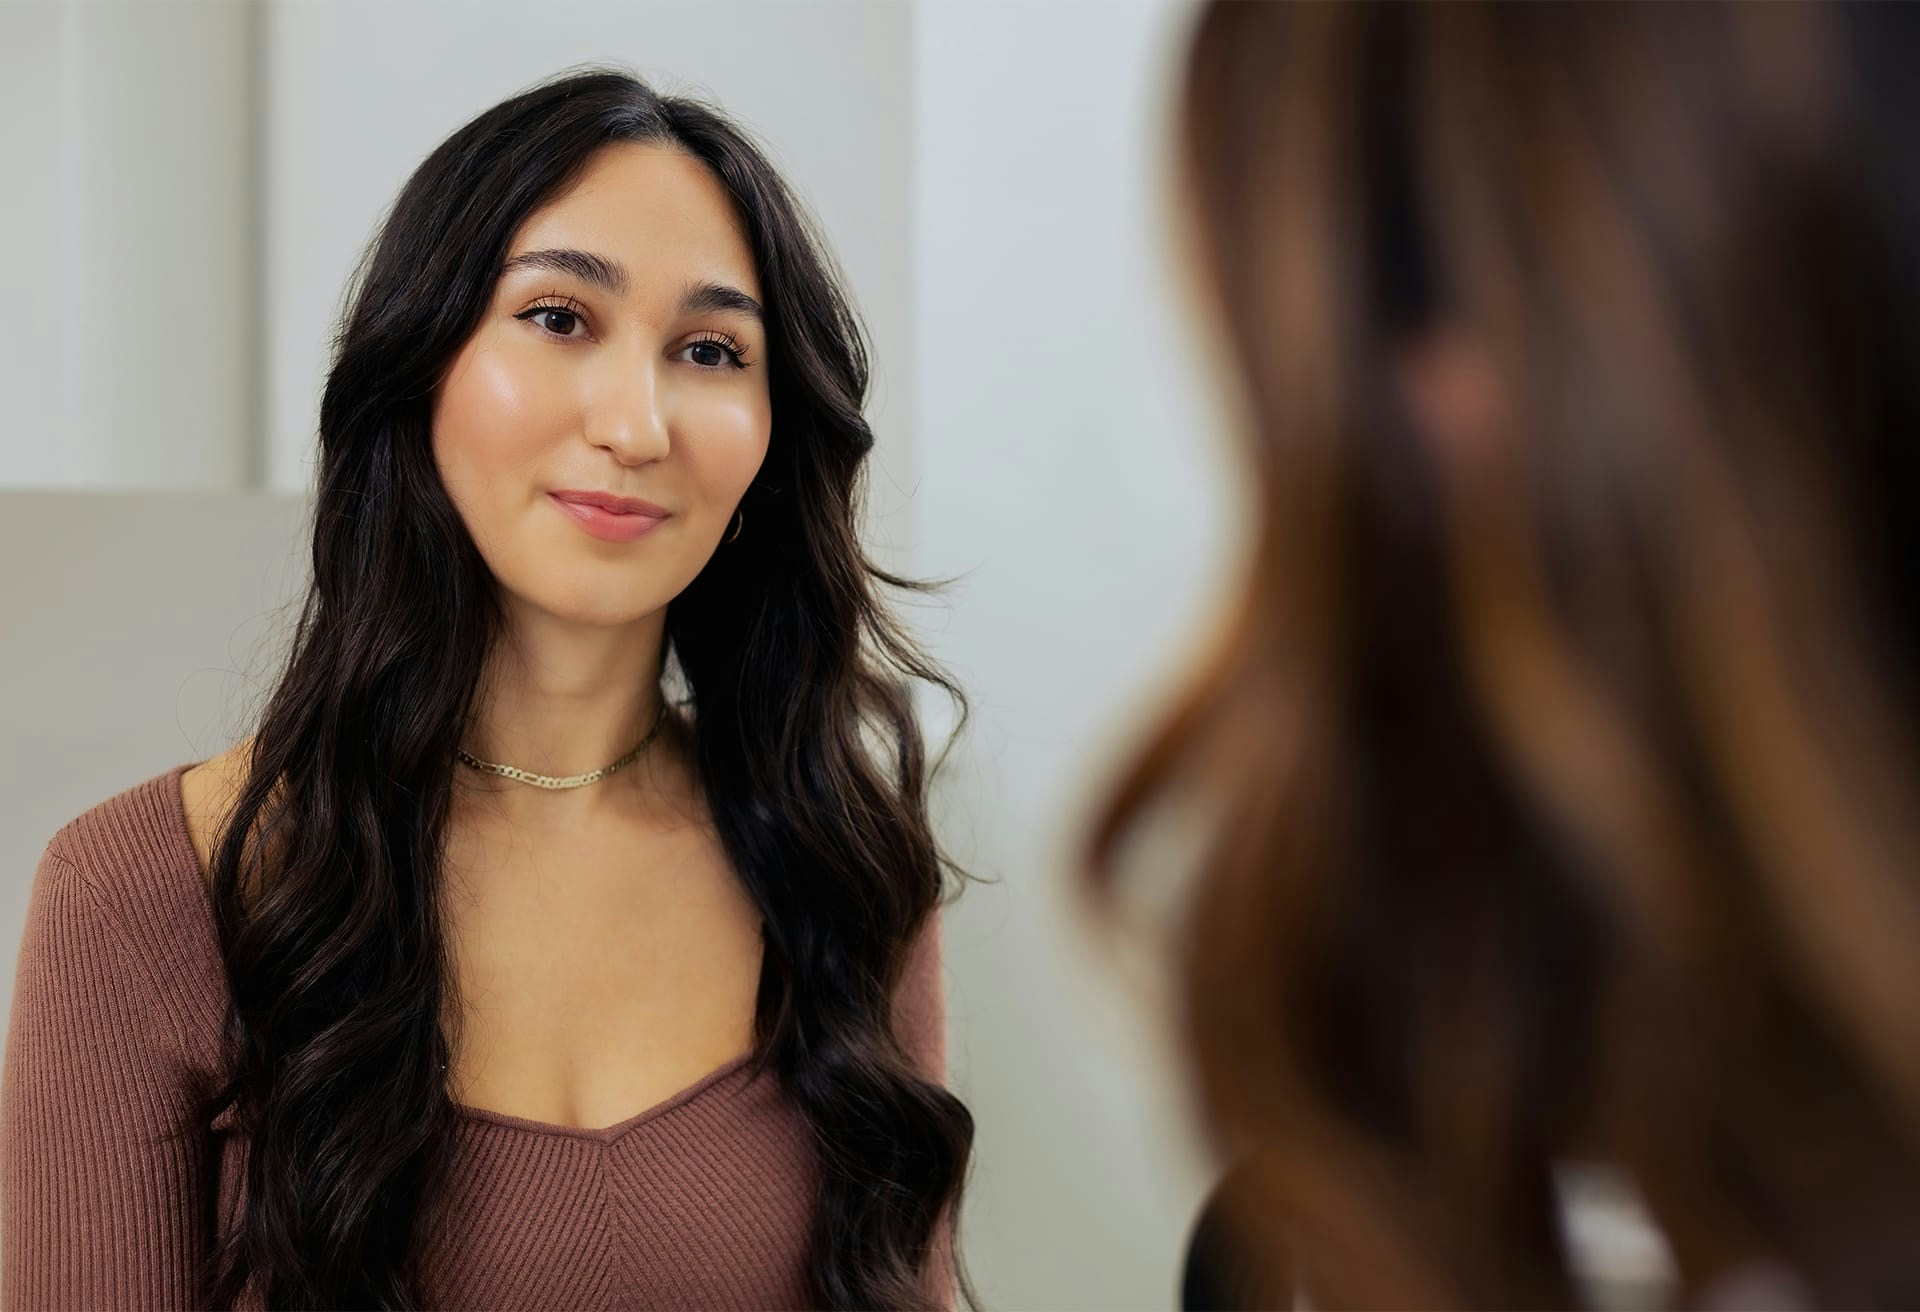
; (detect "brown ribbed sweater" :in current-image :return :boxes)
[1,761,955,1310]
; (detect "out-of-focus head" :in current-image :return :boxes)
[1092,4,1920,1307]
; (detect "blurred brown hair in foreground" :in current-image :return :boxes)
[1084,2,1920,1308]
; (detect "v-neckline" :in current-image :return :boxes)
[445,1049,758,1143]
[158,758,762,1145]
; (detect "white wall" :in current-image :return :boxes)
[0,1,256,488]
[914,2,1241,1306]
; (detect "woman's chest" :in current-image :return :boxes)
[437,809,766,1133]
[210,1074,822,1311]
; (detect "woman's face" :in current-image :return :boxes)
[431,141,772,628]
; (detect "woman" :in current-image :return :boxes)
[2,67,974,1310]
[1087,4,1920,1309]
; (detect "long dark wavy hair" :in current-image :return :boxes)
[179,66,975,1310]
[1087,4,1920,1309]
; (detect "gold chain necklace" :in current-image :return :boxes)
[454,700,669,790]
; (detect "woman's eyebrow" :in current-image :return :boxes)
[678,279,764,327]
[499,247,630,297]
[497,250,764,327]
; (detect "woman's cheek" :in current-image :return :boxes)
[465,345,568,457]
[434,344,566,544]
[682,390,772,501]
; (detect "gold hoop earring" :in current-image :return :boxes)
[725,508,744,543]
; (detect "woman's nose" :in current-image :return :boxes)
[583,355,672,465]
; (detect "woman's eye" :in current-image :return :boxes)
[526,308,581,338]
[677,337,751,370]
[513,305,747,369]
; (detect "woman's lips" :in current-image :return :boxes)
[548,493,668,543]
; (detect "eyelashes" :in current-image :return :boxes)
[512,291,593,342]
[682,329,753,371]
[512,293,754,370]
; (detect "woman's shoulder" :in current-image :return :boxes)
[44,751,226,905]
[28,754,235,1060]
[45,763,171,876]
[7,763,234,1179]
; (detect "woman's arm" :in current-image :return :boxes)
[1,843,211,1310]
[890,907,957,1309]
[892,907,948,1082]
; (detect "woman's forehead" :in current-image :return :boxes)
[506,144,759,302]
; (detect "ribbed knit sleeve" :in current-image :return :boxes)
[1,841,211,1310]
[893,908,948,1084]
[892,908,958,1310]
